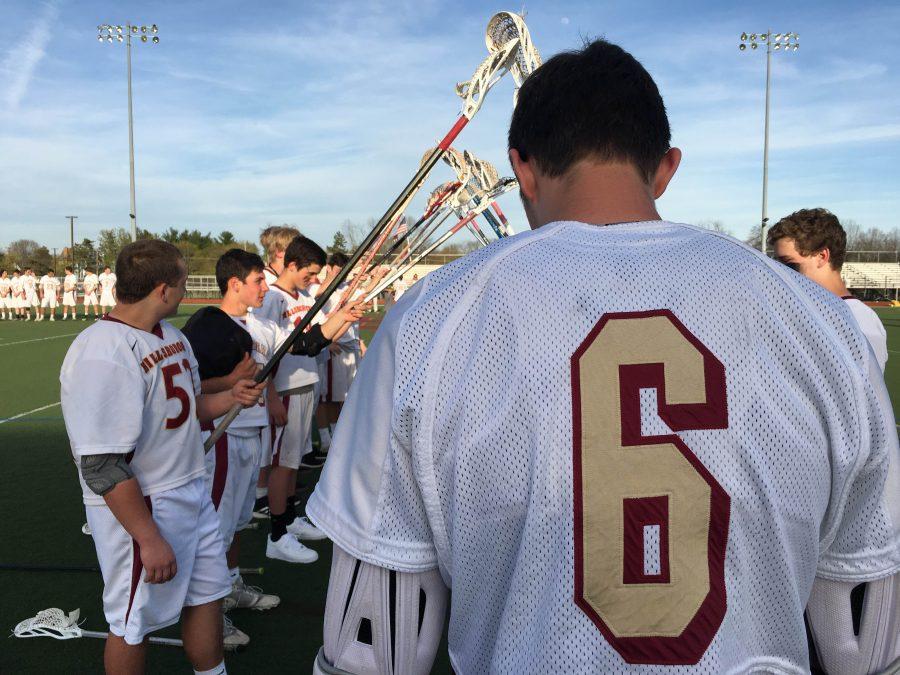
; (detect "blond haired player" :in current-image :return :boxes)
[99,265,117,315]
[61,266,78,320]
[0,270,11,320]
[38,269,60,321]
[83,267,101,320]
[60,239,265,674]
[307,40,900,674]
[260,226,300,287]
[255,235,362,563]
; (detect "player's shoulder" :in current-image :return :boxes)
[65,318,152,369]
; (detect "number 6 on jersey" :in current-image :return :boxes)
[571,310,730,665]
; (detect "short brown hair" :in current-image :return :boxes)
[767,208,846,270]
[115,239,185,303]
[261,225,300,259]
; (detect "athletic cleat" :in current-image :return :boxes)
[287,516,328,541]
[252,504,270,520]
[223,616,250,650]
[299,450,326,469]
[81,522,92,536]
[266,534,318,563]
[222,577,280,612]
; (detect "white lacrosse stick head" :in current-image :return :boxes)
[14,608,83,640]
[486,12,542,89]
[427,181,458,210]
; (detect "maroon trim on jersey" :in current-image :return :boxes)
[272,283,298,300]
[101,314,164,339]
[841,295,857,301]
[571,309,730,665]
[126,496,153,624]
[271,395,290,468]
[211,434,229,510]
[622,495,670,584]
[265,265,278,277]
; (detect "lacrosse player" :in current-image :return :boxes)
[0,270,10,319]
[62,266,78,319]
[99,265,117,314]
[260,226,301,287]
[83,267,101,320]
[307,39,900,674]
[10,269,25,319]
[60,239,265,674]
[38,268,60,321]
[23,268,38,320]
[182,249,286,627]
[254,235,362,563]
[768,208,889,373]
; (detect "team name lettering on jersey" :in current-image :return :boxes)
[140,340,187,373]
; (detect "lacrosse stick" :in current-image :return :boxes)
[366,178,519,301]
[203,12,537,450]
[13,608,182,647]
[461,150,509,238]
[0,563,264,576]
[490,201,515,235]
[438,147,504,241]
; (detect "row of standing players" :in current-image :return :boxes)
[0,266,117,320]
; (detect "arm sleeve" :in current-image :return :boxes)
[61,359,144,456]
[289,323,331,356]
[306,294,438,573]
[818,348,900,581]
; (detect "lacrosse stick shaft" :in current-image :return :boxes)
[0,563,101,573]
[388,207,455,270]
[204,118,468,450]
[481,208,506,238]
[491,202,514,235]
[79,629,183,646]
[374,184,459,268]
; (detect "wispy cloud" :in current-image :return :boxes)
[1,0,59,112]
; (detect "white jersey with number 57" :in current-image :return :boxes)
[61,317,206,506]
[308,221,900,674]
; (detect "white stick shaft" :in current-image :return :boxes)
[81,629,182,646]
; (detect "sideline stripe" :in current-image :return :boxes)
[0,402,61,425]
[0,333,80,347]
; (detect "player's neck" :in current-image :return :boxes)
[530,162,662,228]
[109,301,165,333]
[268,259,284,275]
[275,271,298,294]
[821,270,850,298]
[219,295,248,318]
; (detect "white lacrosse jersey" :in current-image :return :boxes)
[63,273,77,292]
[22,275,36,298]
[0,277,9,297]
[256,283,320,391]
[221,312,279,435]
[10,275,23,297]
[317,281,360,347]
[308,220,900,674]
[843,296,888,373]
[99,271,117,290]
[61,317,207,506]
[39,275,59,296]
[83,273,99,294]
[264,265,279,286]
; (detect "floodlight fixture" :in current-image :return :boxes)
[739,43,746,51]
[151,24,158,33]
[741,32,747,41]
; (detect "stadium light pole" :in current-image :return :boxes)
[739,30,800,253]
[97,23,160,242]
[66,216,77,268]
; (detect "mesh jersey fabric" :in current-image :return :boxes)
[61,318,206,506]
[843,297,888,373]
[307,220,900,674]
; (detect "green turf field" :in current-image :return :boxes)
[2,306,899,673]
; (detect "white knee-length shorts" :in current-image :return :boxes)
[202,429,261,545]
[85,477,230,645]
[271,385,315,470]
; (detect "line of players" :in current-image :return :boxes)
[0,265,117,321]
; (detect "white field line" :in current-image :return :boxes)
[0,332,81,347]
[0,401,61,425]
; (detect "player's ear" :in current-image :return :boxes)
[652,147,682,199]
[818,248,831,269]
[509,148,538,204]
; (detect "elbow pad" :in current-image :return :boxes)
[316,544,448,675]
[807,573,900,674]
[290,324,331,357]
[81,453,134,496]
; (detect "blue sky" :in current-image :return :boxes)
[1,0,898,250]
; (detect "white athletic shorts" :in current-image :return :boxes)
[322,346,359,403]
[260,422,274,468]
[100,290,116,306]
[28,293,39,307]
[84,291,98,306]
[271,385,315,470]
[0,296,10,309]
[41,296,58,308]
[17,295,27,308]
[202,429,262,545]
[63,291,76,306]
[85,477,230,645]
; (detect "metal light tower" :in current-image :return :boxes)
[739,30,799,252]
[97,23,160,242]
[66,216,77,268]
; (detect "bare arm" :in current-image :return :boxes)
[197,379,266,423]
[200,354,259,394]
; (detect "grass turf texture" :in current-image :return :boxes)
[3,305,899,673]
[0,305,451,674]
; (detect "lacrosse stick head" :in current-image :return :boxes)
[14,608,83,640]
[427,181,458,210]
[462,151,499,191]
[486,12,542,93]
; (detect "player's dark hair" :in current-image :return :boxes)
[216,248,265,294]
[327,252,350,268]
[24,267,31,272]
[284,236,326,270]
[115,239,185,303]
[65,266,72,273]
[508,39,671,183]
[47,269,54,274]
[767,208,847,270]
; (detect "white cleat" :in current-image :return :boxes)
[287,516,328,541]
[223,615,250,650]
[81,522,92,536]
[222,577,280,612]
[266,534,318,563]
[49,316,55,321]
